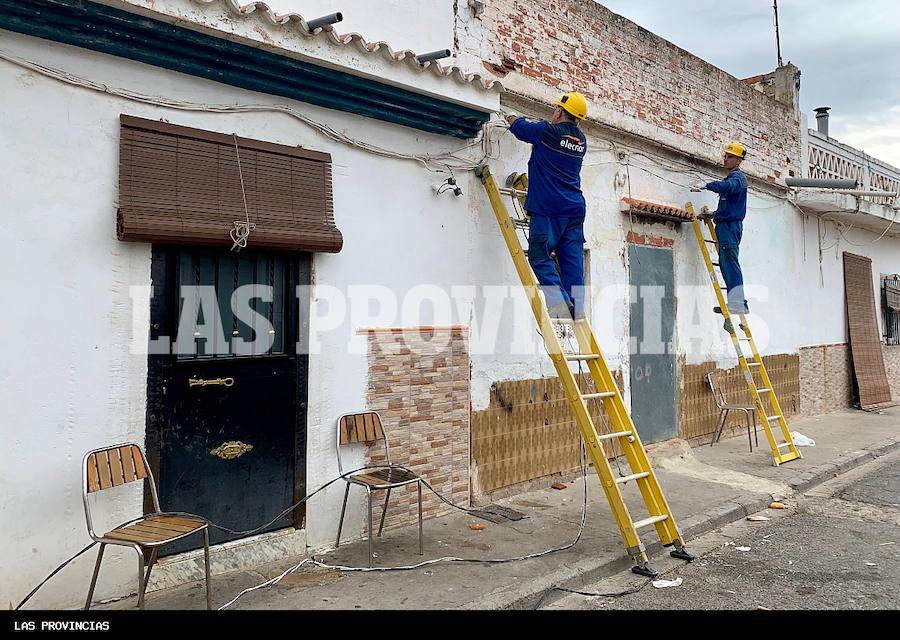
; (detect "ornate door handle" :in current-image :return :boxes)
[210,441,253,460]
[188,377,235,388]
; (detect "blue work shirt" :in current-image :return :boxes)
[509,118,586,218]
[706,169,747,223]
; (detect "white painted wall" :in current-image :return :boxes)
[0,27,491,608]
[251,0,454,55]
[470,100,900,415]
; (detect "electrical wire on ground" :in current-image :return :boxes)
[216,440,592,610]
[16,447,593,611]
[531,576,653,610]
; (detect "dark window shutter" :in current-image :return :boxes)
[117,115,342,252]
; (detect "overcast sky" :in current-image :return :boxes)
[598,0,900,169]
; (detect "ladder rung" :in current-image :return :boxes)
[765,415,783,422]
[704,239,717,243]
[615,472,649,484]
[632,514,668,530]
[565,354,599,361]
[582,391,616,400]
[756,388,771,393]
[595,430,633,441]
[747,362,762,367]
[777,442,793,449]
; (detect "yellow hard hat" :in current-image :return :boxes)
[556,92,587,121]
[724,142,746,158]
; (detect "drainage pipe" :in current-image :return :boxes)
[785,178,858,188]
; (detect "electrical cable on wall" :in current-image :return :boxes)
[0,50,507,176]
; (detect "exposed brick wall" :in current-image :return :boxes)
[799,343,854,415]
[468,0,800,181]
[363,327,470,531]
[626,231,674,247]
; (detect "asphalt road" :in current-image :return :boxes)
[542,448,900,610]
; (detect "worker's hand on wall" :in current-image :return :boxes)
[690,179,707,192]
[505,112,521,126]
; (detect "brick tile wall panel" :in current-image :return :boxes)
[882,345,900,400]
[363,329,470,533]
[469,0,800,179]
[799,343,854,415]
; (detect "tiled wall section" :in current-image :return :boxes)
[883,345,900,399]
[363,327,470,531]
[799,343,854,415]
[471,371,624,494]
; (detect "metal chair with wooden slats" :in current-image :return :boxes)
[707,371,759,452]
[335,412,423,567]
[82,443,211,610]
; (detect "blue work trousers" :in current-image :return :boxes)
[527,213,585,314]
[715,220,747,311]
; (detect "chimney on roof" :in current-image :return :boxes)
[814,107,831,137]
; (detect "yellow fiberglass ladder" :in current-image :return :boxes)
[476,165,693,576]
[687,203,801,466]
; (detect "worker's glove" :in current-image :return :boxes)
[690,179,707,192]
[505,111,521,126]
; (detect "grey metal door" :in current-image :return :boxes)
[628,245,677,444]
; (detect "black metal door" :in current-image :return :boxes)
[147,246,309,555]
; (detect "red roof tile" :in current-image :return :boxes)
[621,197,692,222]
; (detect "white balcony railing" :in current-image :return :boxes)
[807,129,900,205]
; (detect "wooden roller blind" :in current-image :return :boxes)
[117,115,343,252]
[843,252,896,411]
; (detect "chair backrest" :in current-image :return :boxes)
[336,412,390,475]
[706,371,728,407]
[82,443,160,539]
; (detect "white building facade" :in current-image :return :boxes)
[2,0,897,608]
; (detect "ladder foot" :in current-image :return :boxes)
[670,548,695,562]
[631,562,659,578]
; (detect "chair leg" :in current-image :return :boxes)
[202,529,212,611]
[750,411,759,449]
[377,488,392,537]
[84,543,105,611]
[135,546,146,610]
[335,483,350,549]
[744,411,753,452]
[142,548,158,594]
[417,480,423,556]
[367,488,374,569]
[711,410,726,445]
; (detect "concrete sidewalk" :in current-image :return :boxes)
[96,406,900,611]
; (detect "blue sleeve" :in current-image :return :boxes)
[706,173,742,195]
[509,118,547,145]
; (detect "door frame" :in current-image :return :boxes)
[144,244,310,530]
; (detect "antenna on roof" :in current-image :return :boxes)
[773,1,783,67]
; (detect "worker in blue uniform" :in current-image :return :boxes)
[507,92,588,321]
[692,142,749,317]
